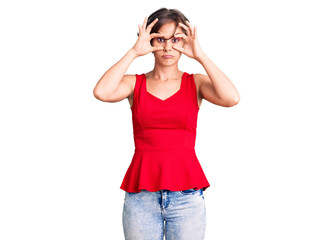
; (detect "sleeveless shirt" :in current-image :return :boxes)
[120,72,210,193]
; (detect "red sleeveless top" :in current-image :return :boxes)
[120,72,210,193]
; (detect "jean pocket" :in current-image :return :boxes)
[127,191,140,195]
[124,191,140,201]
[180,188,201,195]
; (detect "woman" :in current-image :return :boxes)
[93,8,240,240]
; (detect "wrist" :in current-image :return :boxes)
[129,48,140,59]
[196,52,207,64]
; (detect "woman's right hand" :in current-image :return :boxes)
[131,16,164,57]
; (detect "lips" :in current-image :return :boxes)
[162,55,174,59]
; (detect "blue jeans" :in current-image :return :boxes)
[122,188,206,240]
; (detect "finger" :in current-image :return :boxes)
[150,32,164,39]
[142,16,147,30]
[174,33,187,40]
[178,22,191,36]
[185,20,194,36]
[174,34,187,46]
[152,46,164,52]
[146,18,159,32]
[186,20,193,27]
[172,45,184,53]
[138,24,142,35]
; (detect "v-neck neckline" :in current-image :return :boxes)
[144,72,185,102]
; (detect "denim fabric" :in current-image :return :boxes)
[122,188,206,240]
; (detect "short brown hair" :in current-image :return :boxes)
[137,8,190,45]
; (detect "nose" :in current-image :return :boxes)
[163,39,173,51]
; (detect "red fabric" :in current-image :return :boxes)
[120,72,210,193]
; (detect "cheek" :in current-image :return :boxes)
[174,50,182,57]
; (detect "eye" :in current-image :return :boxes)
[157,38,165,42]
[172,38,180,43]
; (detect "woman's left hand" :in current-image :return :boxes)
[173,21,205,61]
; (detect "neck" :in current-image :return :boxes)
[150,64,182,81]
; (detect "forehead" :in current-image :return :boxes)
[158,21,183,37]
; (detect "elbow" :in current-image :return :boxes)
[224,94,240,107]
[93,88,106,101]
[93,88,115,102]
[93,88,100,99]
[233,94,240,105]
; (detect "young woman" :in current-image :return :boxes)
[93,8,240,240]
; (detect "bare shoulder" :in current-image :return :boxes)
[193,73,237,107]
[122,74,136,86]
[123,74,136,90]
[193,73,208,84]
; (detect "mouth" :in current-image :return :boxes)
[162,55,174,59]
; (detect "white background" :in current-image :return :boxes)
[1,0,332,239]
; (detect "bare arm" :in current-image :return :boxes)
[197,53,240,107]
[175,21,240,107]
[93,49,138,102]
[93,16,164,102]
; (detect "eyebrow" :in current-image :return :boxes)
[157,32,182,38]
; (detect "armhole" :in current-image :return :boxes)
[132,74,142,109]
[191,74,200,109]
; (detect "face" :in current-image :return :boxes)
[151,21,185,65]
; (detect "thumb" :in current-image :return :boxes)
[172,45,183,53]
[152,46,164,52]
